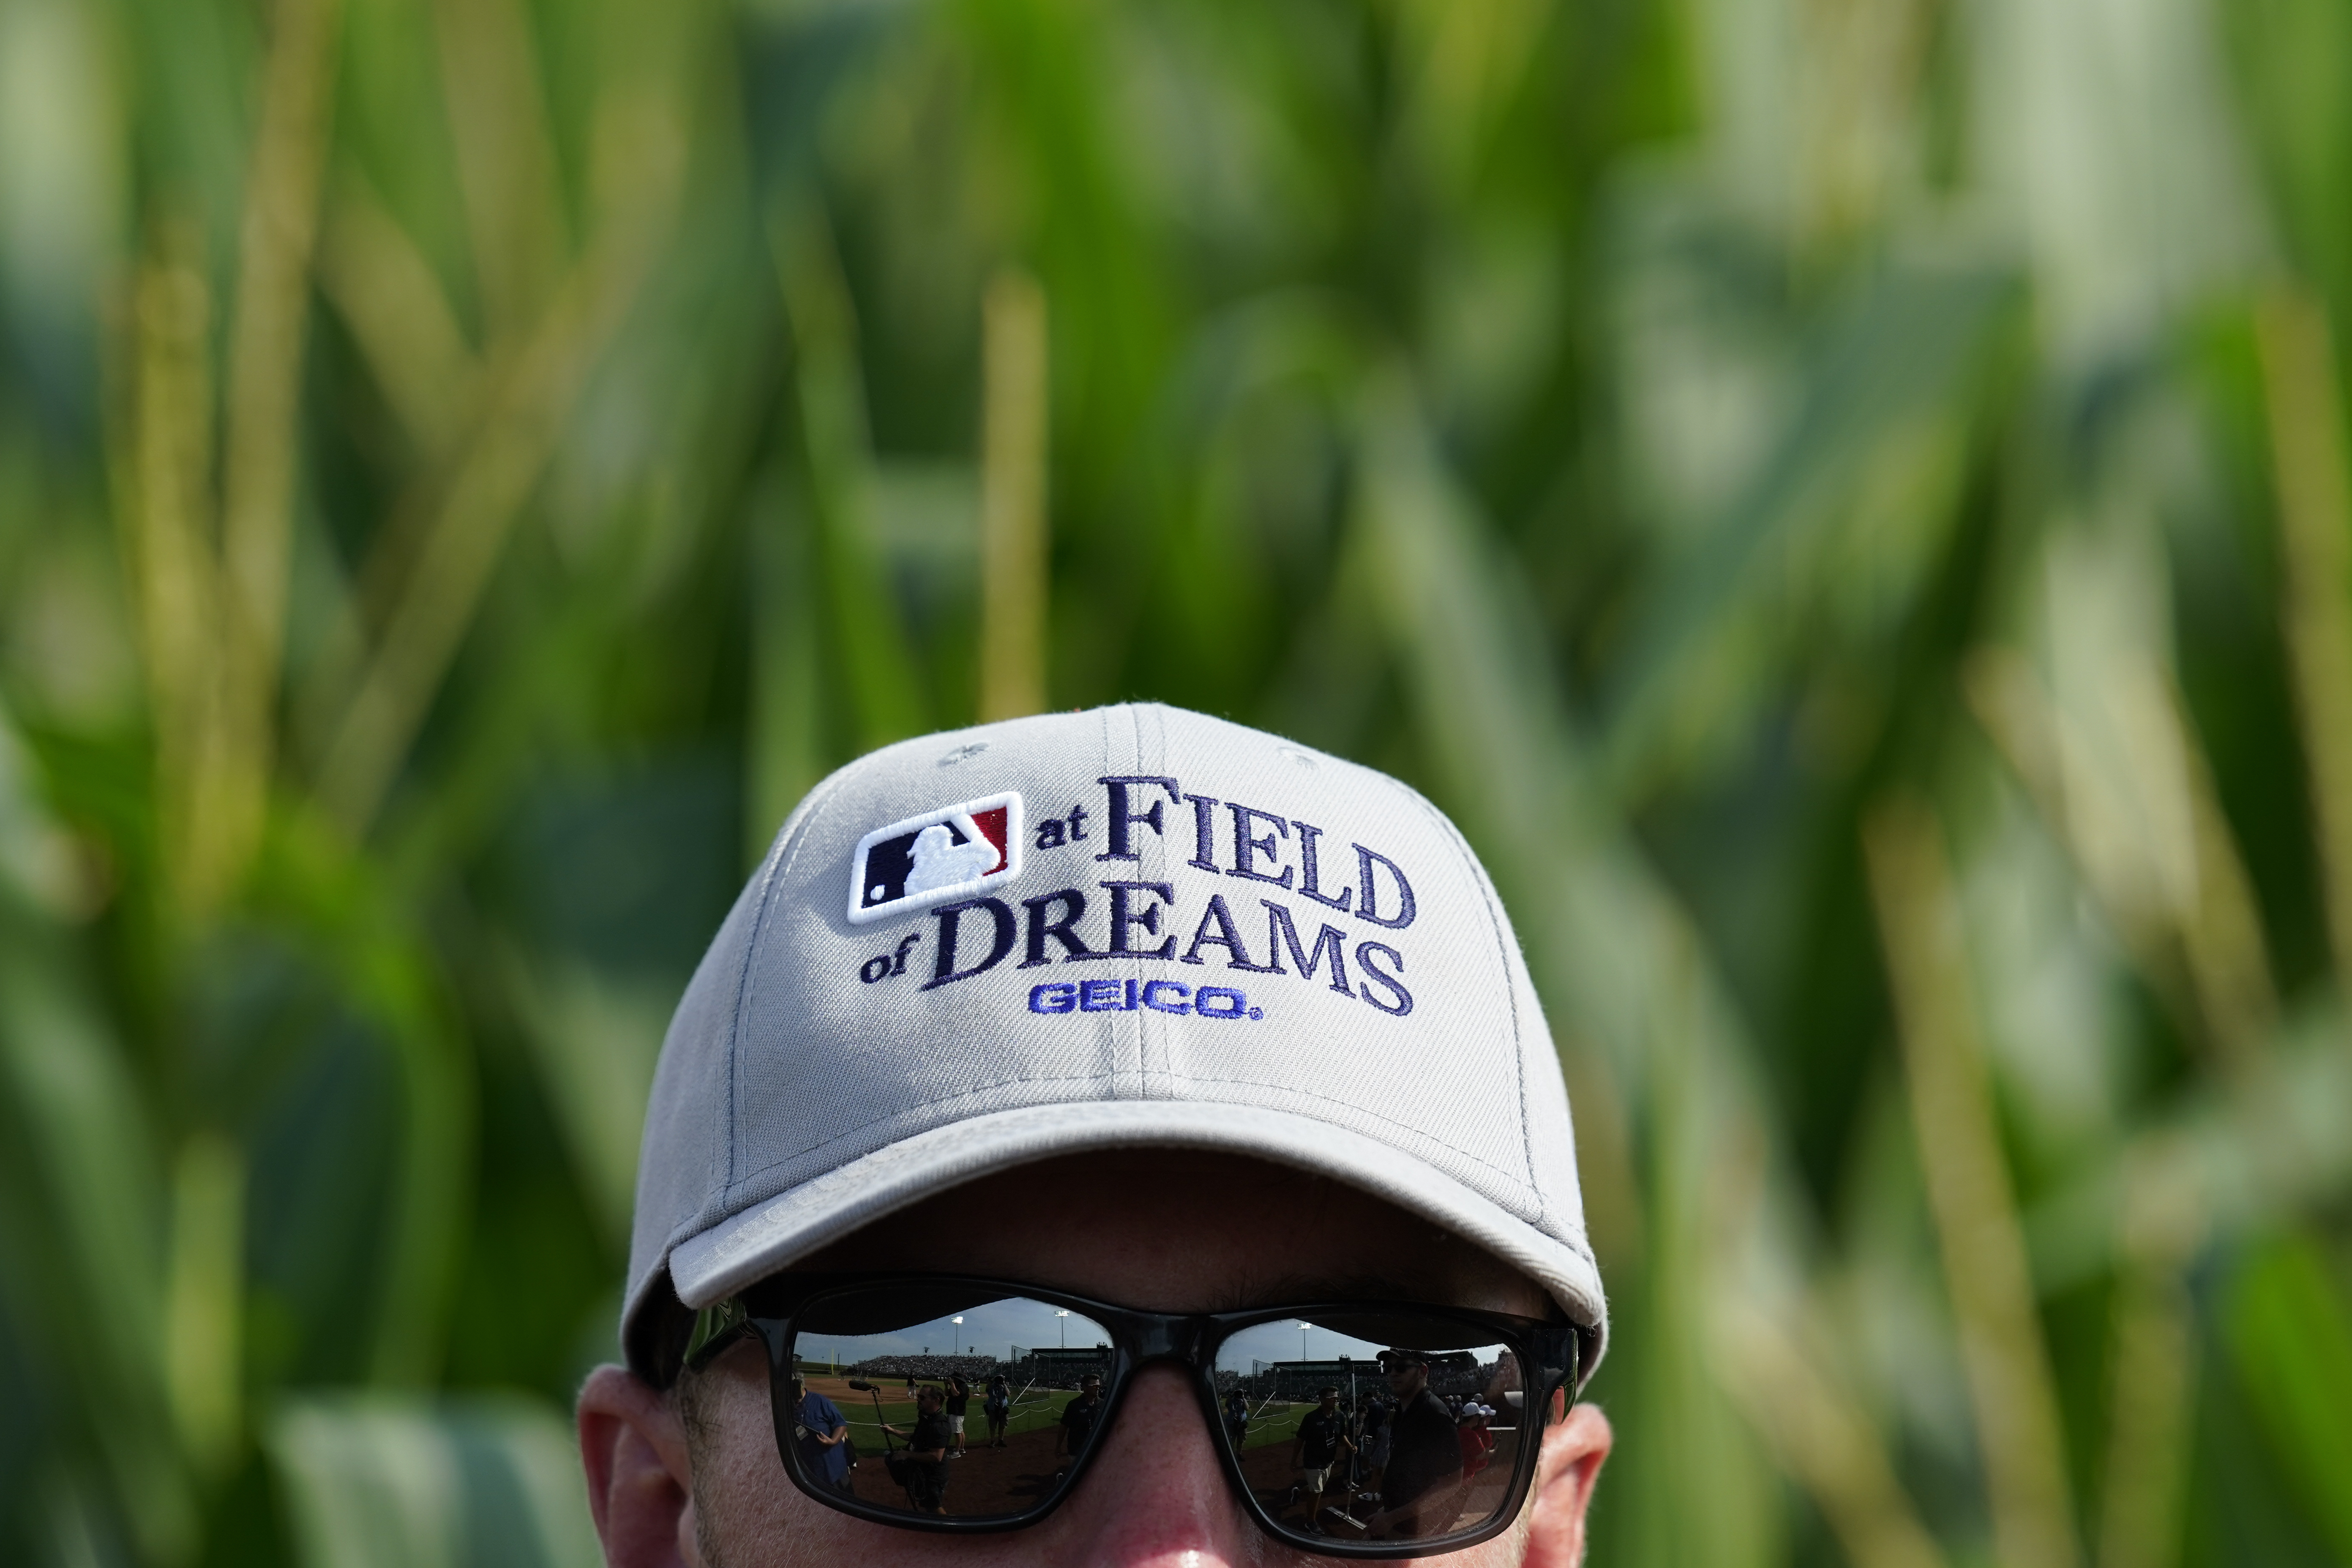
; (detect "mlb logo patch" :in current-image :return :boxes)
[847,792,1023,924]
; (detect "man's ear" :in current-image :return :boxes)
[578,1364,699,1568]
[1523,1402,1613,1568]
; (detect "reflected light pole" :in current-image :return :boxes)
[1056,1309,1070,1348]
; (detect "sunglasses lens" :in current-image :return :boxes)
[786,1288,1115,1521]
[1214,1313,1530,1546]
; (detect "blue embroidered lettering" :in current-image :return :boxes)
[1179,894,1277,971]
[1352,845,1416,929]
[921,897,1018,989]
[1020,888,1098,967]
[1018,980,1262,1021]
[1095,777,1179,862]
[1227,802,1294,887]
[1293,820,1353,913]
[1034,818,1067,849]
[1354,941,1413,1015]
[1101,880,1177,959]
[859,955,891,983]
[1066,804,1087,840]
[1181,793,1220,870]
[1263,901,1353,996]
[1195,987,1249,1019]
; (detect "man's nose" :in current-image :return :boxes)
[1045,1364,1268,1566]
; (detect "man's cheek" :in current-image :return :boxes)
[689,1383,804,1563]
[690,1435,808,1568]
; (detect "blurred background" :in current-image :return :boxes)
[5,0,2352,1562]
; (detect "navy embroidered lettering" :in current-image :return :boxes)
[1095,777,1179,862]
[1101,880,1177,959]
[1355,941,1413,1015]
[1352,845,1416,929]
[1263,901,1353,996]
[1180,893,1276,970]
[1141,980,1192,1014]
[1182,793,1221,870]
[1227,802,1294,887]
[1035,818,1067,849]
[859,931,921,983]
[1020,888,1098,967]
[1030,983,1077,1013]
[1079,978,1128,1012]
[1066,804,1087,840]
[1195,987,1249,1019]
[1293,820,1353,913]
[921,897,1018,989]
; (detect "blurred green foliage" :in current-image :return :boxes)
[5,0,2352,1563]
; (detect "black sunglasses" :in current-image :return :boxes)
[681,1273,1581,1559]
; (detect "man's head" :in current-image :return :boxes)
[1383,1350,1431,1400]
[915,1387,943,1414]
[577,707,1612,1565]
[1318,1388,1340,1409]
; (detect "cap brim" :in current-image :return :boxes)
[656,1101,1606,1382]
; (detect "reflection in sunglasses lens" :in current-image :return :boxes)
[788,1291,1114,1522]
[1214,1314,1525,1546]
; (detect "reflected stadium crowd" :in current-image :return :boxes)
[837,1354,1509,1399]
[815,1341,1531,1545]
[840,1354,998,1380]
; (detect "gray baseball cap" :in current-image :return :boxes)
[625,703,1606,1378]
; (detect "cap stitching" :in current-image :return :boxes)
[1143,703,1169,1093]
[726,1067,1542,1210]
[724,762,863,1204]
[1107,705,1139,1100]
[1388,780,1546,1227]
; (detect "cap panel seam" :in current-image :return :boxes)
[1389,780,1545,1222]
[1143,702,1170,1092]
[725,761,863,1204]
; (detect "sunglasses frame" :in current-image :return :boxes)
[682,1272,1581,1560]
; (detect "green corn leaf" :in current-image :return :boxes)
[2224,1234,2352,1558]
[267,1396,602,1568]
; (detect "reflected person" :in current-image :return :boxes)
[1375,1350,1465,1539]
[1057,1373,1105,1475]
[1360,1393,1393,1496]
[984,1372,1011,1448]
[1288,1385,1355,1534]
[1222,1388,1250,1449]
[881,1385,952,1516]
[944,1374,970,1456]
[789,1375,855,1498]
[1458,1404,1496,1482]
